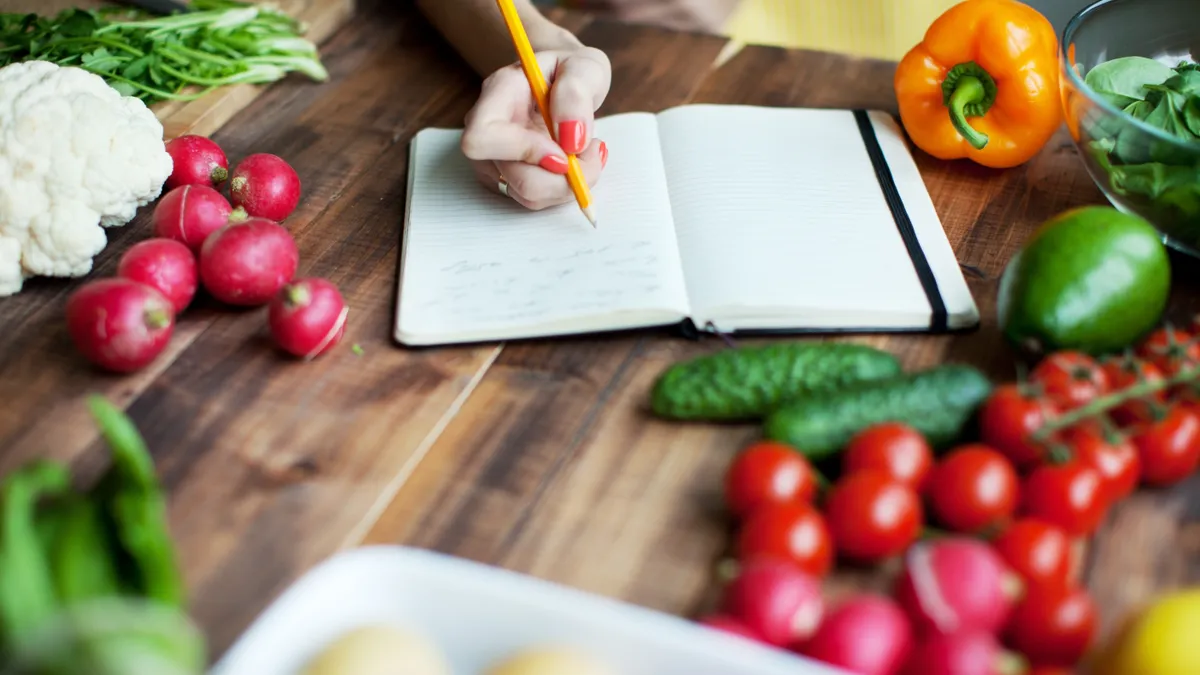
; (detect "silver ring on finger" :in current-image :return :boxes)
[498,177,511,198]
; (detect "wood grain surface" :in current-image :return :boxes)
[2,0,355,137]
[1,0,1199,665]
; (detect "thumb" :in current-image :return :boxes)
[549,48,611,156]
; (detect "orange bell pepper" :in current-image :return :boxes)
[894,0,1062,169]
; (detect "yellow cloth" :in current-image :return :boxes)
[723,0,961,61]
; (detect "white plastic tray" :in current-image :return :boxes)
[211,545,848,675]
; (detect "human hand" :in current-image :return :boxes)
[460,47,611,211]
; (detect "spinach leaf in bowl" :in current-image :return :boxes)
[1085,56,1176,109]
[1082,57,1200,239]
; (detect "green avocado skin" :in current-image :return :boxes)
[997,206,1171,356]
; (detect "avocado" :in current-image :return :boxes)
[997,206,1170,356]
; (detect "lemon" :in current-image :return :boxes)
[1094,588,1200,675]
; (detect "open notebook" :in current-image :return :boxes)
[395,104,978,347]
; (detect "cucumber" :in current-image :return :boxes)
[763,364,994,459]
[650,342,903,421]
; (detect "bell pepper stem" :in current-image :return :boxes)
[941,61,999,151]
[948,77,990,150]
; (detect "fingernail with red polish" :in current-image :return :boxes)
[558,120,586,155]
[599,141,609,168]
[539,154,569,175]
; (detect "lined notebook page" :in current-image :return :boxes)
[655,105,939,328]
[395,113,691,345]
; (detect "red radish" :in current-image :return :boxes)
[164,135,229,190]
[230,153,301,221]
[799,594,914,675]
[697,615,763,642]
[902,631,1028,675]
[893,538,1022,637]
[199,218,299,306]
[65,278,175,374]
[117,239,199,314]
[268,278,348,359]
[152,184,239,252]
[719,559,824,648]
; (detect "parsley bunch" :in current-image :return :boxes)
[0,0,328,105]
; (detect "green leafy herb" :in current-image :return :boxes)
[0,396,202,674]
[0,0,327,105]
[1082,57,1200,241]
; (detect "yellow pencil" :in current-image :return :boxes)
[495,0,598,227]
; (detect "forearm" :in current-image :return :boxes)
[415,0,583,76]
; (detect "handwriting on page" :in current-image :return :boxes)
[398,117,696,337]
[414,239,664,325]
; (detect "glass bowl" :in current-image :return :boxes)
[1060,0,1200,256]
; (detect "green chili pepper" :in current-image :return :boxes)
[0,460,71,647]
[86,395,185,609]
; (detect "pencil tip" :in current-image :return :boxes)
[583,205,598,227]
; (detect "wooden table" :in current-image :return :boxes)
[3,0,1200,663]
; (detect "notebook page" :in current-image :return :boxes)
[655,105,945,329]
[395,113,690,345]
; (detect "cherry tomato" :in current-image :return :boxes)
[824,470,922,564]
[1004,585,1097,667]
[1030,351,1109,411]
[979,384,1057,470]
[1060,425,1141,501]
[842,422,934,492]
[1101,355,1167,426]
[991,518,1074,593]
[1019,462,1109,537]
[736,502,834,577]
[926,444,1020,534]
[1138,327,1200,377]
[724,442,819,517]
[1130,405,1200,487]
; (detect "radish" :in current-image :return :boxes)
[65,278,175,374]
[230,153,301,221]
[893,538,1023,637]
[799,594,914,675]
[199,217,299,306]
[268,278,348,359]
[152,184,240,252]
[117,239,199,314]
[902,631,1028,675]
[719,558,824,648]
[164,135,229,190]
[697,615,763,642]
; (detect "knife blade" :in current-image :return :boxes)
[115,0,191,15]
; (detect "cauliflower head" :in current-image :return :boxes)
[0,60,173,296]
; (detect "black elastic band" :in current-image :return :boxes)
[853,109,948,332]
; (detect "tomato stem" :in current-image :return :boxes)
[919,525,950,540]
[1047,444,1073,464]
[1098,416,1124,445]
[1033,363,1200,441]
[812,469,832,493]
